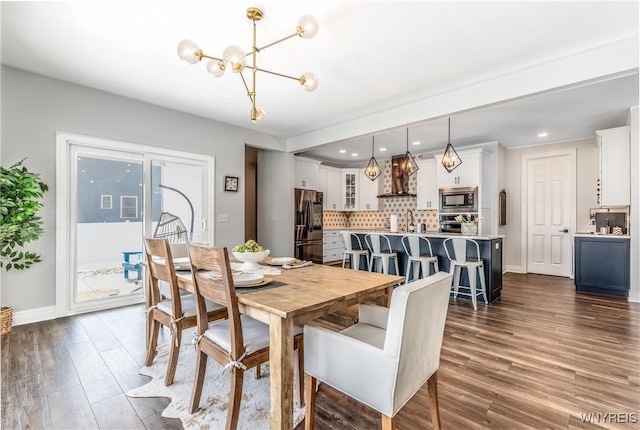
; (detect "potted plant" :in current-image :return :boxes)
[455,213,481,235]
[0,158,49,334]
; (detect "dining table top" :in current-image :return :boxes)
[176,262,404,324]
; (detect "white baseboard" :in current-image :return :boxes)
[13,306,56,326]
[505,265,525,274]
[629,290,640,303]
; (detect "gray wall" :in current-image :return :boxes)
[1,66,288,312]
[504,137,599,272]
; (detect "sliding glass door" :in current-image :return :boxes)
[56,133,214,316]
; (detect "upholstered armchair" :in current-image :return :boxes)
[303,271,453,430]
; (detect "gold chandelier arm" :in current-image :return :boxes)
[198,52,223,62]
[256,31,300,52]
[253,67,300,82]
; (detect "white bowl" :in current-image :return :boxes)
[232,250,270,271]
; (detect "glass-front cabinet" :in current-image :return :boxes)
[342,169,359,210]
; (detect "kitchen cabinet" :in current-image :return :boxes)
[318,165,341,210]
[294,157,320,190]
[342,169,359,210]
[358,169,380,211]
[416,158,438,209]
[574,235,629,298]
[322,230,344,263]
[597,126,630,207]
[435,149,482,188]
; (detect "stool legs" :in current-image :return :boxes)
[468,266,478,311]
[478,264,488,304]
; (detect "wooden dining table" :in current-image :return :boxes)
[145,261,403,429]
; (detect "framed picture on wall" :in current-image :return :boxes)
[224,176,239,192]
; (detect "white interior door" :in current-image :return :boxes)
[525,151,575,277]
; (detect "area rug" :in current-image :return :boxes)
[127,340,305,429]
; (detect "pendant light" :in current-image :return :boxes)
[403,128,419,177]
[364,135,381,181]
[441,118,462,173]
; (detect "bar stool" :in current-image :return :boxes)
[443,238,487,311]
[401,235,439,284]
[341,232,370,270]
[365,233,400,275]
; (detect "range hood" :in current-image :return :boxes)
[377,154,417,198]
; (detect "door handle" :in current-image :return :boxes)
[558,228,569,233]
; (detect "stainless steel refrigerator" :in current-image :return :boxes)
[295,188,323,263]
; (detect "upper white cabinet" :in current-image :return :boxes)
[358,169,380,211]
[319,165,342,211]
[416,158,438,210]
[342,169,359,210]
[435,149,482,188]
[597,126,630,207]
[294,157,320,190]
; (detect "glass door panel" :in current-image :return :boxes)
[74,150,145,304]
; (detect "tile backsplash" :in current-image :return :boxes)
[323,159,439,231]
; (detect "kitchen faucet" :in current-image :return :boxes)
[406,209,415,232]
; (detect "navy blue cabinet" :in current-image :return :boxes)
[574,236,630,298]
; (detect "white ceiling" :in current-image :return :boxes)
[2,1,638,167]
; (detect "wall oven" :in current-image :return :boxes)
[439,187,477,213]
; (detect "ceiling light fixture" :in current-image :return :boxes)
[441,118,462,173]
[537,132,548,138]
[177,7,318,124]
[403,128,419,177]
[364,136,381,181]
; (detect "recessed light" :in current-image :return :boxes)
[379,147,387,152]
[351,153,358,157]
[412,140,421,145]
[537,132,548,138]
[339,149,346,154]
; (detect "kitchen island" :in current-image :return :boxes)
[343,230,504,303]
[574,233,630,298]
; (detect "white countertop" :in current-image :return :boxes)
[340,229,504,240]
[574,232,630,239]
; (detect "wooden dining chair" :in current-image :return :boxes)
[187,244,305,429]
[143,237,227,386]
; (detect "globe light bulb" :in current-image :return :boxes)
[177,40,201,64]
[206,59,224,77]
[223,45,246,73]
[301,73,318,92]
[298,15,318,39]
[252,107,266,124]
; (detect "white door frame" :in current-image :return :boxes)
[520,148,576,277]
[55,132,215,317]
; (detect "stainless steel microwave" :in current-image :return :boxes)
[439,187,477,213]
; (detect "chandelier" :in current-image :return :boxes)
[364,136,381,181]
[402,128,419,177]
[441,118,462,173]
[177,7,319,124]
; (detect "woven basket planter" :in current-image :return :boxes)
[1,306,13,335]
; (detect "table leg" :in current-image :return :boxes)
[269,314,294,430]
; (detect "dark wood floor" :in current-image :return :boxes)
[2,273,639,429]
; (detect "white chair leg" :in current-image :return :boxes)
[405,261,411,284]
[420,260,429,278]
[353,253,360,271]
[468,266,477,311]
[393,257,399,277]
[381,256,389,274]
[368,255,374,272]
[478,263,488,304]
[342,252,348,268]
[451,264,461,298]
[433,259,439,273]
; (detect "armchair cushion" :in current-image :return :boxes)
[357,303,389,330]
